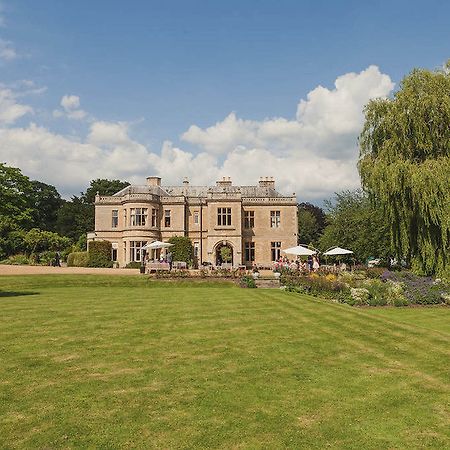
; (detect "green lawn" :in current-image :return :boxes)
[0,275,449,449]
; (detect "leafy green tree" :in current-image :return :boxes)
[82,179,130,204]
[0,217,26,259]
[168,236,194,265]
[29,180,63,231]
[57,179,130,242]
[297,202,326,246]
[319,190,392,263]
[23,228,71,256]
[359,63,450,276]
[0,163,35,229]
[220,246,232,263]
[56,197,93,241]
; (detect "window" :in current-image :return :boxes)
[130,208,147,226]
[244,242,255,262]
[270,210,280,228]
[244,211,254,228]
[217,207,232,226]
[164,210,171,227]
[129,241,146,262]
[194,242,199,259]
[111,210,118,228]
[112,243,118,262]
[123,209,127,225]
[193,211,199,225]
[151,208,158,227]
[271,241,281,261]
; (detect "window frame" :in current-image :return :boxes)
[244,210,255,228]
[270,210,281,228]
[217,207,232,226]
[164,209,171,228]
[151,208,158,227]
[111,209,119,228]
[244,241,255,262]
[130,208,147,226]
[271,241,281,261]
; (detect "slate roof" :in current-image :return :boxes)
[113,184,286,198]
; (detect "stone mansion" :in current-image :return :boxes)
[92,176,298,267]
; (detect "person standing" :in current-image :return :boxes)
[167,251,173,271]
[312,255,320,272]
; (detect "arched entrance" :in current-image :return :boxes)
[215,241,233,267]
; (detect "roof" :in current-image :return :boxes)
[113,184,287,198]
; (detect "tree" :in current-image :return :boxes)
[319,190,392,263]
[359,63,450,276]
[29,180,63,231]
[56,197,93,241]
[56,179,130,242]
[23,228,71,256]
[82,179,130,204]
[0,163,35,229]
[168,236,194,266]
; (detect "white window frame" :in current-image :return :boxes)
[130,208,147,226]
[270,211,280,228]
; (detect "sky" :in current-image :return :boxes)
[0,0,449,203]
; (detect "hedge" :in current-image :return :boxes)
[88,241,113,268]
[67,251,89,267]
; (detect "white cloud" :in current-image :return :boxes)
[0,87,33,124]
[0,65,395,202]
[0,38,17,60]
[53,94,87,120]
[61,94,80,110]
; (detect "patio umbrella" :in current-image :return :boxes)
[142,241,173,250]
[323,246,353,256]
[282,245,317,256]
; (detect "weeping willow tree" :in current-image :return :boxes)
[358,62,450,277]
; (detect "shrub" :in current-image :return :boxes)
[155,269,190,278]
[88,241,112,268]
[240,275,256,288]
[125,262,141,269]
[35,250,58,266]
[0,254,31,265]
[350,288,370,306]
[67,251,89,267]
[167,236,194,266]
[366,267,385,279]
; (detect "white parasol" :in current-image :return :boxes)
[282,245,317,256]
[142,240,173,250]
[323,246,353,256]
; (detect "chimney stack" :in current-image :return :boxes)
[258,176,275,188]
[216,176,232,187]
[146,176,161,186]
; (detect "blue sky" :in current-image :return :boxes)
[0,0,448,200]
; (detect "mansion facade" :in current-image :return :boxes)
[92,176,298,267]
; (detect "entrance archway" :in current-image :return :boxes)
[215,241,233,267]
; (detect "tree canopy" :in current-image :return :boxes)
[319,190,392,263]
[297,202,326,246]
[358,63,450,276]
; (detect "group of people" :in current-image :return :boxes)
[275,255,320,272]
[143,251,173,270]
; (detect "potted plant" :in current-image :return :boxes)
[252,264,260,280]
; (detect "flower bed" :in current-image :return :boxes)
[280,268,449,307]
